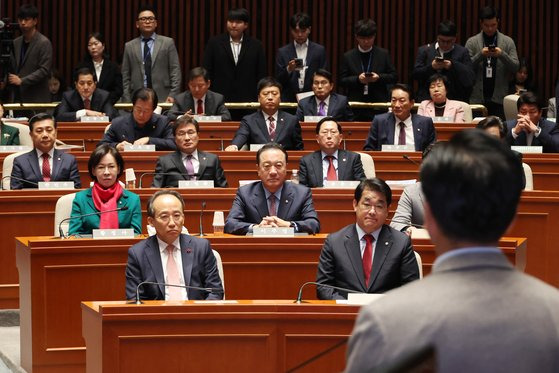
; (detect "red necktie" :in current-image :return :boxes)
[166,245,183,300]
[41,153,51,181]
[326,155,337,181]
[83,98,91,110]
[197,99,203,115]
[268,116,276,141]
[268,194,277,216]
[363,234,374,287]
[398,122,406,145]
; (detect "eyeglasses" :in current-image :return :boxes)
[319,130,340,136]
[358,202,387,212]
[138,16,156,23]
[176,130,198,137]
[155,213,184,223]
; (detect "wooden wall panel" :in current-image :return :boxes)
[1,0,557,100]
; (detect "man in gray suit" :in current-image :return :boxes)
[316,178,419,299]
[152,115,228,188]
[121,5,181,103]
[7,4,52,104]
[346,130,559,372]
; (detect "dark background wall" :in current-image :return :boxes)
[2,0,557,101]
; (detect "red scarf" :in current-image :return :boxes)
[92,181,123,229]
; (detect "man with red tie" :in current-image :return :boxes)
[316,178,419,299]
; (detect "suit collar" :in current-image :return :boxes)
[433,247,512,273]
[171,151,189,176]
[368,225,394,290]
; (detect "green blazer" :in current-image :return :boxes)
[0,124,20,145]
[68,188,142,235]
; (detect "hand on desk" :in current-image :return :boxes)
[258,216,291,228]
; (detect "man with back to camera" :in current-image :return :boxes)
[225,77,303,151]
[152,115,228,188]
[166,67,231,121]
[316,178,419,299]
[298,117,365,188]
[99,88,175,151]
[363,83,436,151]
[125,190,223,301]
[224,143,320,235]
[10,113,81,189]
[345,130,559,372]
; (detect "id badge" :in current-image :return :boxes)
[485,66,493,78]
[363,84,369,95]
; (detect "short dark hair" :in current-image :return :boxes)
[88,144,125,180]
[75,67,95,82]
[138,4,156,18]
[17,4,39,19]
[313,69,333,83]
[172,115,200,136]
[132,88,158,109]
[354,19,376,37]
[29,113,56,131]
[256,142,288,164]
[420,129,523,243]
[147,190,185,218]
[428,73,449,91]
[479,6,499,21]
[476,116,507,139]
[391,83,414,101]
[228,8,249,23]
[315,117,342,134]
[516,91,543,111]
[438,20,457,36]
[290,12,311,29]
[84,32,109,63]
[354,178,392,206]
[189,67,209,82]
[257,76,282,95]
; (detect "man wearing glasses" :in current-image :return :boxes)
[121,4,181,103]
[412,20,474,103]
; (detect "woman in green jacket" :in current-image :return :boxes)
[0,102,20,145]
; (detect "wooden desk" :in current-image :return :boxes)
[16,235,523,372]
[82,300,359,373]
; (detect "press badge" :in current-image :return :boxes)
[364,84,369,95]
[486,65,493,78]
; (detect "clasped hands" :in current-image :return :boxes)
[513,114,538,135]
[257,216,291,228]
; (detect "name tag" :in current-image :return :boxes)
[249,144,265,151]
[381,144,415,152]
[38,181,74,190]
[511,146,543,154]
[238,180,259,187]
[0,145,31,153]
[323,180,360,189]
[193,115,222,122]
[80,116,109,122]
[345,293,385,305]
[178,180,214,188]
[303,115,325,123]
[253,227,295,237]
[432,116,452,123]
[123,144,156,151]
[92,229,135,239]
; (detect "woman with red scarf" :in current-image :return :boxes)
[68,144,142,235]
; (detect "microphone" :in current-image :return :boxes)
[1,175,39,190]
[198,201,206,236]
[139,172,199,188]
[58,206,129,238]
[402,154,420,166]
[295,281,363,303]
[131,281,221,305]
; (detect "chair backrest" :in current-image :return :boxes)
[3,121,32,146]
[522,162,533,191]
[105,123,111,133]
[1,151,27,190]
[54,192,77,237]
[457,101,473,123]
[414,251,423,279]
[503,94,520,121]
[357,152,376,178]
[212,249,225,298]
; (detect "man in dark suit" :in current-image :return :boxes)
[225,77,303,151]
[364,83,436,151]
[339,19,397,120]
[99,88,175,151]
[152,116,228,188]
[203,8,266,105]
[296,69,354,122]
[125,190,223,301]
[224,143,320,235]
[316,178,419,299]
[299,117,365,187]
[10,113,81,189]
[412,20,475,103]
[54,67,117,121]
[121,5,182,103]
[275,12,328,102]
[166,67,231,121]
[505,91,559,153]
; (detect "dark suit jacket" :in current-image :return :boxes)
[231,110,303,150]
[295,93,354,122]
[363,113,436,151]
[316,224,419,299]
[99,113,176,150]
[166,90,231,121]
[0,123,20,145]
[152,150,228,188]
[275,40,328,102]
[412,43,474,102]
[10,149,81,189]
[125,234,223,300]
[203,33,266,102]
[54,88,118,121]
[74,59,123,104]
[298,150,365,188]
[339,46,397,102]
[505,119,559,153]
[224,181,320,235]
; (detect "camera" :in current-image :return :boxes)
[488,44,496,51]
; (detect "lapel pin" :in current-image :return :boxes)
[417,128,421,131]
[285,199,289,203]
[342,158,347,162]
[385,242,388,245]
